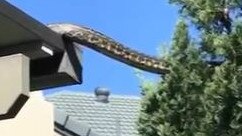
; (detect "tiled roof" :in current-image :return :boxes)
[54,108,99,136]
[46,91,140,136]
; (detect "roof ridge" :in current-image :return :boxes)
[45,90,94,98]
[109,94,141,100]
[45,90,141,99]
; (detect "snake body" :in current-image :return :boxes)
[48,23,169,74]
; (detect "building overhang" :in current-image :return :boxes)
[0,1,82,91]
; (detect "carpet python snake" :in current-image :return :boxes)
[48,23,169,74]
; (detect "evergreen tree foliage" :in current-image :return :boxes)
[201,24,242,136]
[138,0,242,135]
[169,0,242,34]
[168,0,242,135]
[138,20,207,136]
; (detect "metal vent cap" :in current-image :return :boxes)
[94,87,110,103]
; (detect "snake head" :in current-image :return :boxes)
[48,23,83,34]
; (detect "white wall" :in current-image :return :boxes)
[0,93,54,136]
[0,54,54,136]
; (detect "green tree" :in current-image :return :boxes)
[168,0,242,135]
[138,0,242,135]
[138,20,207,136]
[199,25,242,135]
[169,0,242,34]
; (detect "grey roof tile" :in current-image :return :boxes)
[65,116,91,135]
[54,108,68,126]
[46,91,140,136]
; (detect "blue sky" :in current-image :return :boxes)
[8,0,178,96]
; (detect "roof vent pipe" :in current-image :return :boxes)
[94,87,110,103]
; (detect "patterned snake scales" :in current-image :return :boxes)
[48,23,169,74]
